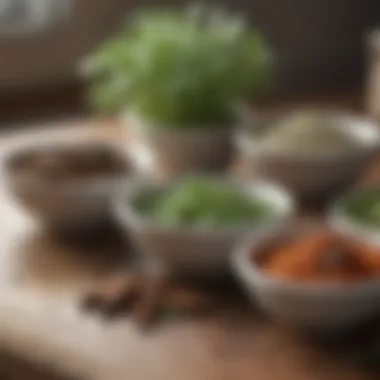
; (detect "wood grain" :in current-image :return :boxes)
[0,117,378,380]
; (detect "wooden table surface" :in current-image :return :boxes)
[0,117,379,380]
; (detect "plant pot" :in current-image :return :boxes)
[124,113,235,177]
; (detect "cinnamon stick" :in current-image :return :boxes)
[81,273,140,316]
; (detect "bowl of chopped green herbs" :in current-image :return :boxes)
[330,188,380,246]
[113,177,294,277]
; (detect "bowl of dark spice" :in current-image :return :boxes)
[233,222,380,333]
[4,141,131,230]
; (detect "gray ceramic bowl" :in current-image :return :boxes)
[4,141,131,230]
[123,112,235,177]
[330,187,380,247]
[233,221,380,333]
[236,111,380,200]
[113,177,295,278]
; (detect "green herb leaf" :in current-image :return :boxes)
[135,179,275,228]
[342,190,380,228]
[81,4,274,124]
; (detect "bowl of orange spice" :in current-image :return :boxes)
[233,222,380,332]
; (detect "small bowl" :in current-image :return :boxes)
[4,141,131,230]
[113,177,295,278]
[330,187,380,247]
[233,221,380,333]
[236,111,380,201]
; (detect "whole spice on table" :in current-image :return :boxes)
[261,232,380,282]
[81,273,224,329]
[130,274,169,330]
[81,273,141,318]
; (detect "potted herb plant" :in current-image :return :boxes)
[82,5,273,175]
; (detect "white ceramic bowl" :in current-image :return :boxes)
[233,221,380,332]
[236,111,380,200]
[330,187,380,247]
[113,177,295,278]
[4,141,131,230]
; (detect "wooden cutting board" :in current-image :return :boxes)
[0,117,378,380]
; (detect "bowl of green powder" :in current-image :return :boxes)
[236,110,380,201]
[113,177,294,277]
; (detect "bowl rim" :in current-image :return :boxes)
[3,140,132,194]
[235,109,380,161]
[232,220,380,297]
[113,175,295,236]
[329,186,380,243]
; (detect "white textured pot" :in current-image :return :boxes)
[123,112,235,177]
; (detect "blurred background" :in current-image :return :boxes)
[0,0,379,124]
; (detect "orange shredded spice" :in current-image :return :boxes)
[262,231,380,283]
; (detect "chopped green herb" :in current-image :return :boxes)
[342,189,380,228]
[133,179,275,228]
[82,5,273,125]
